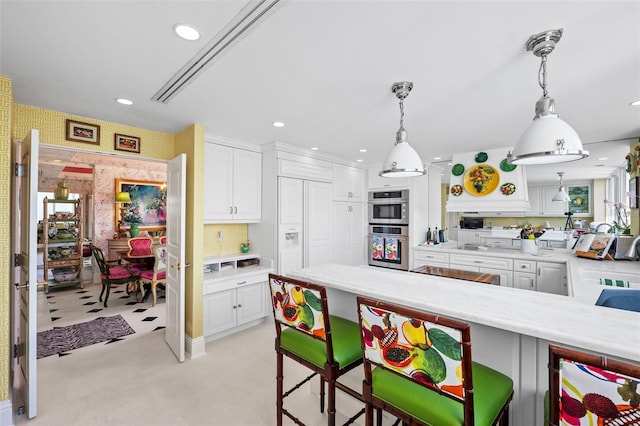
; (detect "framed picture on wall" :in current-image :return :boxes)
[115,179,166,233]
[630,177,639,209]
[567,184,591,215]
[114,134,141,153]
[65,119,100,144]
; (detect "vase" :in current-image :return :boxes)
[129,223,140,237]
[241,246,250,253]
[54,181,69,200]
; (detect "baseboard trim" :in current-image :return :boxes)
[0,399,15,426]
[186,335,206,359]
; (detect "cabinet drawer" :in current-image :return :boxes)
[414,251,450,264]
[449,253,513,271]
[204,272,265,294]
[514,259,536,273]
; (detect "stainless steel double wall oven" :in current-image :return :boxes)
[367,190,409,270]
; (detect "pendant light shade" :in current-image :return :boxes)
[508,29,588,165]
[380,81,425,178]
[551,172,571,202]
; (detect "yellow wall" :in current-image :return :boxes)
[203,224,249,256]
[174,124,204,339]
[13,104,174,159]
[0,76,13,402]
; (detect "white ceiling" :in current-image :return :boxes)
[2,1,639,184]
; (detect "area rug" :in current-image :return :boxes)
[37,315,135,358]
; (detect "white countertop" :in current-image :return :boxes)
[288,263,640,362]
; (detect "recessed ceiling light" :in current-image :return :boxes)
[115,98,133,106]
[272,121,285,127]
[359,149,367,153]
[434,156,442,160]
[173,24,200,41]
[630,100,640,106]
[447,162,452,165]
[598,157,608,161]
[311,147,319,151]
[356,159,364,162]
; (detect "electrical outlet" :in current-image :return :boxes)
[218,231,224,241]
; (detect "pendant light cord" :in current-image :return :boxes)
[538,54,548,97]
[398,97,405,130]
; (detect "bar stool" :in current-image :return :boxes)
[268,273,364,426]
[547,344,640,425]
[356,296,513,425]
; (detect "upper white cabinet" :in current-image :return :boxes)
[332,164,365,201]
[204,143,262,223]
[367,163,409,189]
[526,185,568,216]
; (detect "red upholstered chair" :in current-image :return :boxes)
[548,344,640,425]
[159,235,167,244]
[126,237,153,270]
[90,244,139,307]
[138,246,167,307]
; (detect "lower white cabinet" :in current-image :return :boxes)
[204,279,267,338]
[413,250,450,268]
[536,261,567,295]
[513,271,536,291]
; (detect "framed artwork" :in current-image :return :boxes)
[65,119,100,144]
[567,184,591,215]
[114,134,141,153]
[115,178,167,232]
[630,177,639,209]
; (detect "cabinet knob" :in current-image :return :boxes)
[237,304,242,308]
[230,206,233,214]
[234,206,238,214]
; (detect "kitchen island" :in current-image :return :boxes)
[288,261,639,425]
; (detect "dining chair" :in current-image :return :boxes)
[90,244,140,307]
[548,344,640,425]
[356,296,513,425]
[268,273,364,426]
[138,246,167,307]
[159,235,167,244]
[126,236,154,270]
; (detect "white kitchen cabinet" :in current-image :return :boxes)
[536,261,567,295]
[203,281,266,337]
[203,143,261,223]
[305,180,332,267]
[332,164,365,201]
[279,177,303,225]
[367,163,409,189]
[413,250,450,268]
[457,229,488,245]
[331,202,365,266]
[513,271,537,291]
[526,185,566,216]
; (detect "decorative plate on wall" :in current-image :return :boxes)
[474,152,488,163]
[500,182,516,195]
[464,164,499,196]
[499,158,517,172]
[626,152,637,174]
[451,163,465,176]
[450,185,463,196]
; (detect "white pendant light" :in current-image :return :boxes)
[508,29,588,165]
[379,81,426,178]
[552,172,571,202]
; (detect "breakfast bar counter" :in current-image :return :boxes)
[288,262,640,425]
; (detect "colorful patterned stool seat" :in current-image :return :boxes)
[357,296,513,425]
[268,273,364,426]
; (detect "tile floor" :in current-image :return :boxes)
[15,282,368,426]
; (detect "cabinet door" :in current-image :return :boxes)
[513,271,536,291]
[331,202,351,264]
[333,164,365,201]
[349,203,366,264]
[204,144,234,221]
[536,262,567,295]
[542,186,566,215]
[232,149,262,221]
[279,177,303,225]
[479,267,512,287]
[237,282,267,324]
[279,248,303,275]
[527,186,543,215]
[305,181,332,267]
[203,289,236,336]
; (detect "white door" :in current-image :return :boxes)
[12,130,39,418]
[279,177,303,224]
[165,154,186,362]
[305,180,331,267]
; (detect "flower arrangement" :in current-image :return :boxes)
[241,240,250,253]
[604,199,630,234]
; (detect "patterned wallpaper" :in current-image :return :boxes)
[0,77,12,403]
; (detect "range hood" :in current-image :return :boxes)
[446,148,530,212]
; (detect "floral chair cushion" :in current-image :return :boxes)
[359,303,465,400]
[269,276,326,341]
[557,358,640,424]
